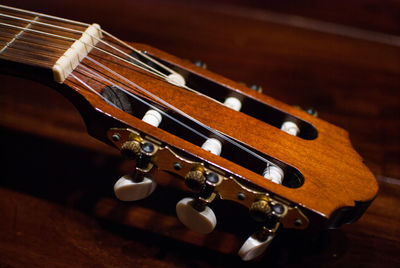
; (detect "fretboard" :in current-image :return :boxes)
[0,5,88,69]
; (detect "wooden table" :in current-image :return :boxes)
[1,0,399,267]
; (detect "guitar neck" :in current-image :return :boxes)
[0,5,88,71]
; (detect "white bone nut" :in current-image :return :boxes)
[53,24,102,83]
[238,233,275,261]
[114,175,157,201]
[142,109,162,127]
[263,165,284,185]
[176,197,217,234]
[281,121,300,136]
[167,73,186,87]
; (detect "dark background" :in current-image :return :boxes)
[0,0,399,267]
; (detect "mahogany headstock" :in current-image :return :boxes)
[61,37,377,225]
[0,6,378,259]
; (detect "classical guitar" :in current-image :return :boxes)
[0,5,378,261]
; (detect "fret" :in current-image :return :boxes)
[0,20,76,69]
[0,12,84,40]
[0,4,89,28]
[0,16,38,54]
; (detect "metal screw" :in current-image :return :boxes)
[141,142,154,153]
[112,133,120,141]
[194,60,207,69]
[173,162,182,170]
[249,84,263,93]
[206,172,219,184]
[272,203,284,215]
[237,192,246,200]
[305,107,318,117]
[294,218,303,227]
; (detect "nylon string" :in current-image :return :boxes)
[0,5,272,165]
[75,64,211,141]
[0,10,220,103]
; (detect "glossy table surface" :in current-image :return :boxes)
[0,0,399,267]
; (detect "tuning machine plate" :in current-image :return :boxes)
[107,127,309,231]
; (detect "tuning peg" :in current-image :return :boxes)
[223,96,242,111]
[263,165,284,185]
[116,138,158,202]
[114,109,162,202]
[238,230,276,261]
[240,197,283,260]
[177,170,220,233]
[142,109,162,127]
[281,121,300,136]
[176,197,217,234]
[114,174,157,201]
[201,138,222,155]
[167,73,186,86]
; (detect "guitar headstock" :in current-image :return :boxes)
[63,35,377,256]
[0,7,378,260]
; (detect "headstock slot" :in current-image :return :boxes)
[132,51,318,140]
[100,84,304,188]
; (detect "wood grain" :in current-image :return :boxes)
[0,0,399,267]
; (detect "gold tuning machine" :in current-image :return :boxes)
[120,140,141,159]
[184,168,206,191]
[107,127,309,234]
[250,197,271,222]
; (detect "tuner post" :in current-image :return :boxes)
[177,169,221,234]
[242,196,290,260]
[110,129,159,202]
[136,142,157,169]
[131,141,157,182]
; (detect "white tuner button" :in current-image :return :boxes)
[263,165,284,184]
[223,96,242,111]
[281,121,300,136]
[167,73,186,87]
[114,175,157,201]
[201,138,222,155]
[176,197,216,234]
[238,233,275,261]
[142,109,162,127]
